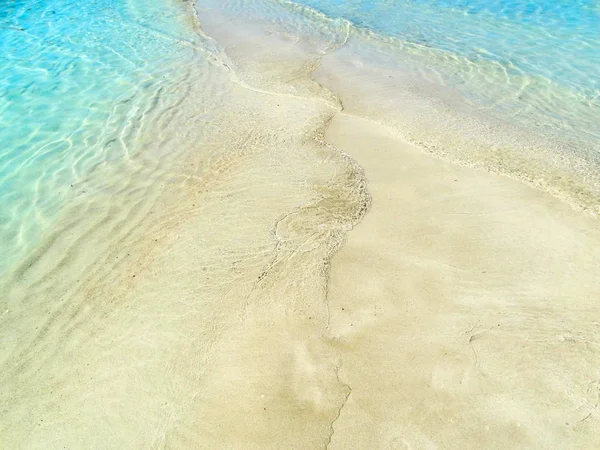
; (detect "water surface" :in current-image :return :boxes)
[0,0,207,274]
[293,0,600,146]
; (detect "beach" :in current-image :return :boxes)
[1,0,599,448]
[325,114,600,448]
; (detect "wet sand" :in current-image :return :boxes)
[1,1,599,448]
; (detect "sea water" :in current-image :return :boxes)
[292,0,600,146]
[196,0,600,211]
[0,0,213,275]
[0,0,599,446]
[2,0,599,276]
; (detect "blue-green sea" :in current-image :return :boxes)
[294,0,600,147]
[1,0,599,275]
[0,0,213,274]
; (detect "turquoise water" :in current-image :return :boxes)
[2,0,599,275]
[0,0,207,274]
[295,0,599,94]
[290,0,600,146]
[294,0,600,148]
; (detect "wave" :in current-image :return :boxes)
[194,0,600,214]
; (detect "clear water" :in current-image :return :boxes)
[289,0,600,149]
[0,0,206,274]
[2,0,599,275]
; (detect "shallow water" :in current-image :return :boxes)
[0,0,214,274]
[1,0,600,447]
[196,0,600,212]
[2,0,598,279]
[293,0,600,145]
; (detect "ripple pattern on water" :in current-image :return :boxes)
[195,0,600,213]
[0,0,219,274]
[286,0,600,147]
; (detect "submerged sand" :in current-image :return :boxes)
[1,1,600,448]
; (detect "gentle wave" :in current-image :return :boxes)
[196,0,600,213]
[0,0,220,275]
[290,0,600,143]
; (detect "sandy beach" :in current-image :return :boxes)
[1,0,599,448]
[325,114,600,448]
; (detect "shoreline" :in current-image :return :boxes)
[1,0,599,447]
[196,0,600,216]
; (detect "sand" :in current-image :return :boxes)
[1,1,600,448]
[324,114,600,449]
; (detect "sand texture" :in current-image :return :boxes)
[1,1,599,448]
[324,114,600,449]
